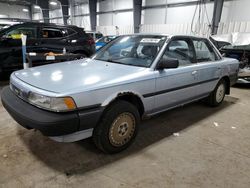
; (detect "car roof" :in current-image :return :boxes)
[11,22,80,29]
[121,33,208,40]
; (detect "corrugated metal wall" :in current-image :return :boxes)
[140,23,211,36]
[218,22,250,34]
[96,25,134,35]
[97,21,250,36]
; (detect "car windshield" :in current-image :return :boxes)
[94,35,167,67]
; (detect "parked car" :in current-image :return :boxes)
[86,31,103,41]
[0,22,95,73]
[1,34,239,153]
[220,45,250,84]
[211,33,250,84]
[95,35,118,51]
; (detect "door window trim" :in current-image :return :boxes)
[155,36,197,69]
[192,38,222,63]
[39,27,68,39]
[5,26,37,39]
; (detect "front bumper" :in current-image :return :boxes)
[1,86,103,137]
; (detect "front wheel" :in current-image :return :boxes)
[206,79,226,107]
[93,100,140,154]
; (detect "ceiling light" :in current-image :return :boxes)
[34,5,40,9]
[22,8,29,12]
[50,1,57,6]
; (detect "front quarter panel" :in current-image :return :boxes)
[71,71,156,114]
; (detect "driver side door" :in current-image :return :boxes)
[153,37,200,112]
[0,26,38,70]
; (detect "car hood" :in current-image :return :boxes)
[14,59,148,94]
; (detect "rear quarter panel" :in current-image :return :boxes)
[220,57,239,85]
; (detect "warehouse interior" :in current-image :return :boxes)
[0,0,250,187]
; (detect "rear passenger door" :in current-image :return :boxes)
[191,38,222,96]
[154,37,200,112]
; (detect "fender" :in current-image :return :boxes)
[101,90,145,107]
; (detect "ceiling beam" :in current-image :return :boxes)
[133,0,142,33]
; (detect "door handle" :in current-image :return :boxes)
[191,70,198,75]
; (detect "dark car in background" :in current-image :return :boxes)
[211,33,250,84]
[0,22,95,73]
[220,45,250,84]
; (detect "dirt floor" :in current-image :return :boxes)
[0,78,250,188]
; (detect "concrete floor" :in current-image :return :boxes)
[0,80,250,188]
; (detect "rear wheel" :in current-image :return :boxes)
[93,100,140,154]
[206,79,226,107]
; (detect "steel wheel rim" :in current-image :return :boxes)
[109,112,136,147]
[216,83,225,103]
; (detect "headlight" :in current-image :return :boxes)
[28,92,76,112]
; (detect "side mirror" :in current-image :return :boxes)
[157,58,179,69]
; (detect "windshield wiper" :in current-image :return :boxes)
[95,58,147,67]
[124,63,146,67]
[106,58,125,64]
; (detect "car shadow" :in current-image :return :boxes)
[17,95,238,176]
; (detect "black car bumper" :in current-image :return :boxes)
[1,86,103,137]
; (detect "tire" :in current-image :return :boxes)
[206,79,226,107]
[93,100,140,154]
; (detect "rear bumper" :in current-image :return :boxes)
[1,86,103,137]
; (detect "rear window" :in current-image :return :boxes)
[193,39,220,62]
[66,28,77,36]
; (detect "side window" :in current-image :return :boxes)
[193,39,219,62]
[6,27,37,39]
[161,39,194,66]
[42,28,65,38]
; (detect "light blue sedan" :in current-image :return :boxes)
[1,34,239,153]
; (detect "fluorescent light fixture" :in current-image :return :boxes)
[34,5,40,9]
[50,1,57,6]
[22,8,29,12]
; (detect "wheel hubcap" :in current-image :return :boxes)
[109,112,136,147]
[216,83,225,103]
